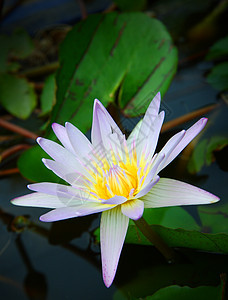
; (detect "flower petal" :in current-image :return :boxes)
[40,202,114,222]
[136,175,160,198]
[28,182,95,201]
[160,118,208,170]
[155,130,186,173]
[91,99,123,147]
[65,122,93,158]
[142,178,220,208]
[101,196,127,205]
[11,192,82,208]
[42,159,90,187]
[136,111,165,160]
[52,123,75,153]
[121,199,144,220]
[100,206,129,287]
[37,137,93,180]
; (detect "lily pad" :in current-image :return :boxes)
[198,202,228,234]
[17,145,61,183]
[19,12,177,182]
[188,136,228,174]
[206,35,228,60]
[50,12,177,134]
[144,283,223,300]
[40,73,56,116]
[0,29,34,72]
[0,73,37,119]
[206,62,228,91]
[94,206,228,254]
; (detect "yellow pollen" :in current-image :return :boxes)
[86,148,151,201]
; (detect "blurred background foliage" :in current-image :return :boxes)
[0,0,228,299]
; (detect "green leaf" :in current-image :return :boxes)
[0,73,37,119]
[144,283,223,300]
[114,0,147,11]
[50,12,177,134]
[207,62,228,91]
[17,146,61,183]
[94,206,228,254]
[0,29,34,72]
[188,136,228,174]
[198,202,228,234]
[125,225,228,254]
[40,73,56,116]
[206,35,228,60]
[134,207,200,230]
[18,12,177,182]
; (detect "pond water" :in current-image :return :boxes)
[1,61,227,299]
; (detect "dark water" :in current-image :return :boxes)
[1,63,227,299]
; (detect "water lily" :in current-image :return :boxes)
[12,92,219,287]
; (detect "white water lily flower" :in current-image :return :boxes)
[12,92,219,287]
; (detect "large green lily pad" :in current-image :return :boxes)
[19,12,177,182]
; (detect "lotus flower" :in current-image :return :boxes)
[12,92,219,287]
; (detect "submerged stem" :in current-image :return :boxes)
[134,217,176,263]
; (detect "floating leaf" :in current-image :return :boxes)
[206,35,228,60]
[94,205,228,254]
[188,136,228,174]
[19,12,177,182]
[0,73,37,119]
[125,225,228,253]
[17,146,61,183]
[144,283,223,300]
[198,202,228,234]
[50,12,177,134]
[0,29,34,72]
[207,62,228,91]
[40,73,56,116]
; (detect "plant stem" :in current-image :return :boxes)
[0,118,38,140]
[161,103,218,133]
[134,217,176,263]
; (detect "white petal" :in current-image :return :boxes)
[37,137,93,180]
[156,130,186,173]
[136,175,160,198]
[101,196,127,205]
[42,159,91,187]
[52,123,75,153]
[11,192,82,208]
[160,118,208,170]
[136,111,165,160]
[141,178,220,208]
[40,202,113,222]
[121,199,144,220]
[65,122,93,158]
[91,99,123,147]
[100,206,129,287]
[28,182,94,201]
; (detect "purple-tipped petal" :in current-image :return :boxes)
[65,122,93,158]
[91,99,123,148]
[42,159,89,187]
[160,118,208,170]
[101,196,127,205]
[37,137,93,180]
[40,202,114,222]
[142,178,220,208]
[52,123,75,153]
[136,175,160,198]
[136,111,165,160]
[121,199,144,220]
[11,192,82,208]
[28,182,94,201]
[100,206,129,287]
